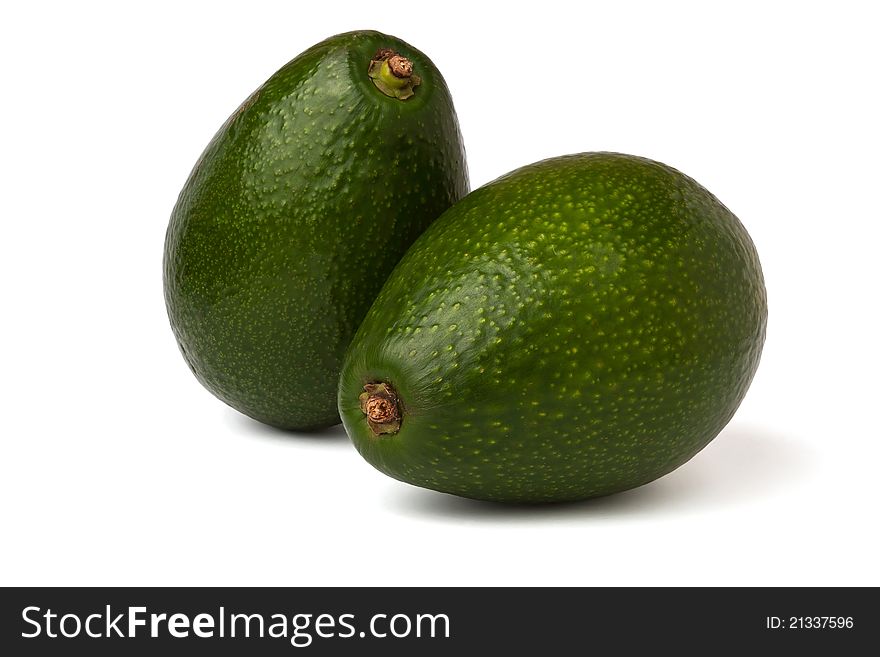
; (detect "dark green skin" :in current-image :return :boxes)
[164,31,468,430]
[339,153,767,502]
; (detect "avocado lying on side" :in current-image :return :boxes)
[339,153,766,502]
[164,31,469,430]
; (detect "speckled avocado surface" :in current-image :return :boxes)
[164,31,468,430]
[339,153,767,502]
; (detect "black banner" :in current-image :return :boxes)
[1,587,875,654]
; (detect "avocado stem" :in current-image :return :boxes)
[359,382,402,435]
[368,48,421,100]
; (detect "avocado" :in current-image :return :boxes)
[339,153,767,502]
[164,31,468,430]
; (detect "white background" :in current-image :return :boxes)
[2,1,878,586]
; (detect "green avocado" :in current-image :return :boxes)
[339,153,767,502]
[164,31,468,430]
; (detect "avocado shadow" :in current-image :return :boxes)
[386,423,814,521]
[224,408,350,446]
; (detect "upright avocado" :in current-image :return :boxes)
[164,31,468,430]
[339,153,767,502]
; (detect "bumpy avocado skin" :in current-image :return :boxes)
[164,31,468,430]
[339,153,767,502]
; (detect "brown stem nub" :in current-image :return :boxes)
[359,382,402,435]
[368,48,421,100]
[387,54,413,78]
